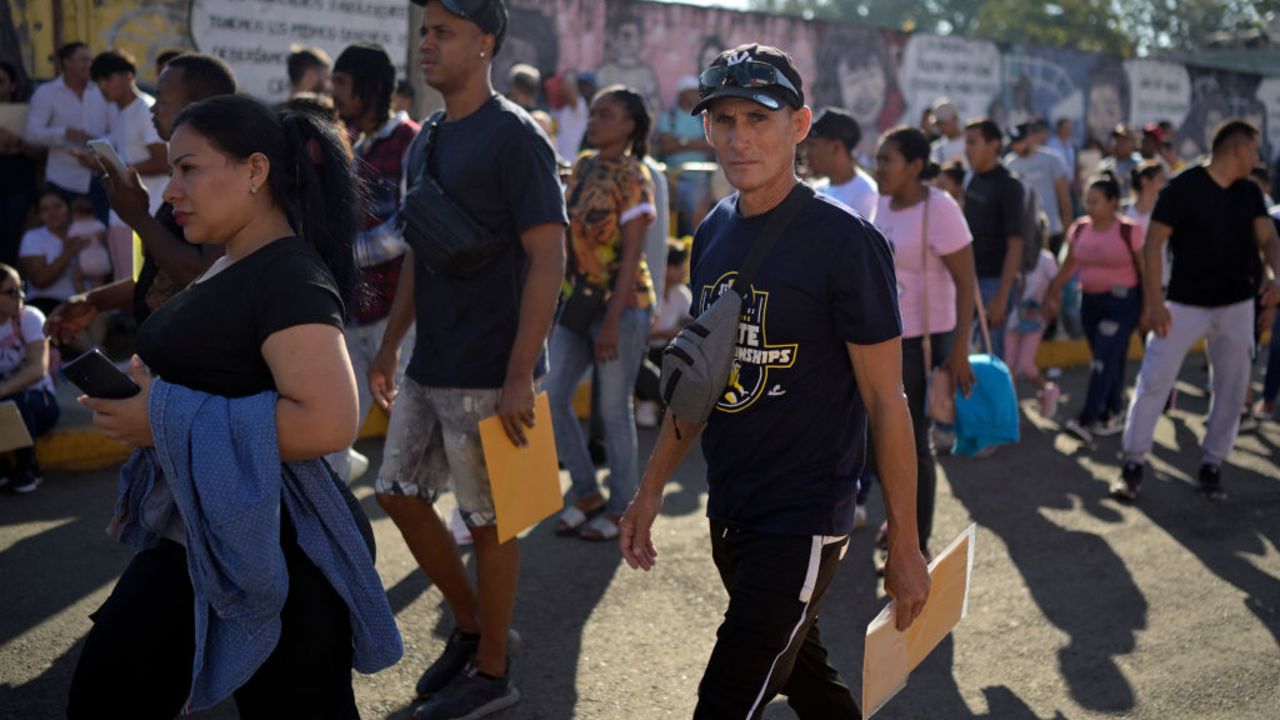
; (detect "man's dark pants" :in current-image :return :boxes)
[695,521,859,719]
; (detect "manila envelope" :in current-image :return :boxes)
[861,523,976,718]
[0,401,34,453]
[478,392,562,544]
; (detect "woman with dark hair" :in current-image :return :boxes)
[1044,173,1145,444]
[868,125,977,557]
[0,61,39,266]
[19,190,88,316]
[1125,160,1167,284]
[0,262,59,493]
[546,85,657,541]
[67,94,400,717]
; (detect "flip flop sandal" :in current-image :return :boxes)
[555,503,603,536]
[577,514,620,542]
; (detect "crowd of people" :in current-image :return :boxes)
[2,0,1279,717]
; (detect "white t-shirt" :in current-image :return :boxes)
[68,217,113,279]
[820,167,879,221]
[110,92,167,220]
[1020,249,1059,305]
[552,96,588,163]
[19,226,79,302]
[650,283,692,349]
[1124,204,1168,287]
[931,135,968,169]
[0,306,54,393]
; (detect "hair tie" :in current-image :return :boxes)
[305,137,324,165]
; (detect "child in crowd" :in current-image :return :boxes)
[66,198,112,293]
[1006,247,1061,417]
[635,238,693,428]
[936,159,967,205]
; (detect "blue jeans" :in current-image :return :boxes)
[5,388,60,474]
[546,307,651,515]
[1263,309,1280,405]
[976,276,1017,360]
[1080,286,1141,425]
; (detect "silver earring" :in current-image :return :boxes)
[480,52,486,58]
[250,186,258,195]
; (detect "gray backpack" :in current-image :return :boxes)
[659,184,813,427]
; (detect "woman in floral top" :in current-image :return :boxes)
[546,85,657,541]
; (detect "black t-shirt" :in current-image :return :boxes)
[135,237,344,398]
[690,191,902,537]
[1154,165,1267,307]
[403,95,568,389]
[133,202,206,324]
[964,165,1024,277]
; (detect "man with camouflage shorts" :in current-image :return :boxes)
[368,1,567,719]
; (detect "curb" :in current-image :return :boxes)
[36,331,1265,472]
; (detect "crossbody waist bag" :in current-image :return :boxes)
[399,110,508,278]
[658,184,813,427]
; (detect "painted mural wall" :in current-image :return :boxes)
[9,0,1277,165]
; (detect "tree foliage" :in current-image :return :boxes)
[748,0,1280,56]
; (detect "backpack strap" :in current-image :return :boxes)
[730,183,815,298]
[1117,218,1142,280]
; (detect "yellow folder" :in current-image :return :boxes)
[862,523,976,718]
[477,392,563,544]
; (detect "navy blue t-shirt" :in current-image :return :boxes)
[403,95,568,388]
[690,189,902,536]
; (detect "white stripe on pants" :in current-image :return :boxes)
[1122,299,1255,467]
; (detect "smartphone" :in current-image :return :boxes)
[85,138,128,176]
[62,349,140,399]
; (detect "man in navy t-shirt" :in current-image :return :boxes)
[618,43,930,718]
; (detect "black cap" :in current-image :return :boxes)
[691,43,804,116]
[334,42,394,79]
[410,0,508,54]
[1010,122,1032,143]
[807,107,862,151]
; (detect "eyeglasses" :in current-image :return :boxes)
[698,61,800,103]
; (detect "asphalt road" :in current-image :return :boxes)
[2,360,1278,719]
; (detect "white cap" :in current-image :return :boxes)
[676,74,699,94]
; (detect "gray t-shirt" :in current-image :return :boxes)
[1005,148,1069,235]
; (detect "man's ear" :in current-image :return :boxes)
[793,106,813,144]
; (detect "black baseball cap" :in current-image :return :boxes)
[410,0,508,54]
[807,107,862,151]
[691,43,804,116]
[1010,122,1032,143]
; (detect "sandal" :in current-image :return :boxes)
[555,500,604,536]
[577,514,620,542]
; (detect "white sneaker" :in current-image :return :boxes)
[1064,418,1093,444]
[348,449,370,483]
[450,507,473,546]
[635,401,660,428]
[853,504,868,530]
[1091,415,1125,437]
[930,426,955,455]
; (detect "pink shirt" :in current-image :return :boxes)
[1070,218,1144,294]
[875,187,973,338]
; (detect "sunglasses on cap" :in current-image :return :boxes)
[698,62,800,102]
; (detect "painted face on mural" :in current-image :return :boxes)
[610,21,643,65]
[837,55,885,129]
[1087,82,1123,144]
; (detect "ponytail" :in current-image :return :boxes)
[280,111,359,310]
[172,94,360,315]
